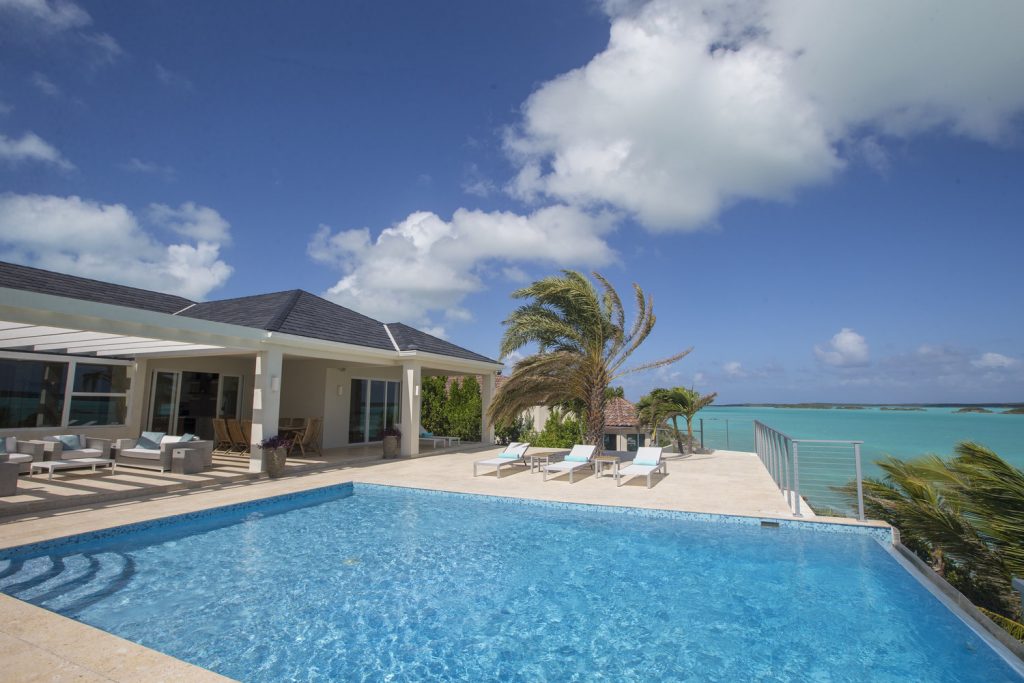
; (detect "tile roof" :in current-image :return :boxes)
[0,260,193,314]
[386,323,498,363]
[0,261,498,364]
[605,396,639,427]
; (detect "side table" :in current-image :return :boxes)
[172,448,203,474]
[593,454,621,478]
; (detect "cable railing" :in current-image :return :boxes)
[753,420,865,520]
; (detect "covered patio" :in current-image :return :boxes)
[0,261,502,480]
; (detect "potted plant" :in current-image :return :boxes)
[256,435,293,478]
[382,426,401,459]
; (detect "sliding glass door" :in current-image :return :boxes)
[148,371,242,439]
[348,379,400,443]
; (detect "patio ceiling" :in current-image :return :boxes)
[0,321,226,357]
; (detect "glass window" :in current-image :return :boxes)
[73,363,129,393]
[0,358,67,428]
[603,433,617,451]
[626,433,641,452]
[385,381,400,431]
[368,380,386,441]
[68,396,127,426]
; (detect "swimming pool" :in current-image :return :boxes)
[1,483,1020,681]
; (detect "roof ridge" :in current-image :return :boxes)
[265,289,304,331]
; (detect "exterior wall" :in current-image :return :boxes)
[138,356,257,434]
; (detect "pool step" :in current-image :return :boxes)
[0,552,136,616]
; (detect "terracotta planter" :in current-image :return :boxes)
[382,435,400,459]
[265,446,288,478]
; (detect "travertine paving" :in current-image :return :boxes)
[0,447,884,681]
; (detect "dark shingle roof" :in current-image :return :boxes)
[387,323,498,363]
[0,260,194,314]
[0,261,497,363]
[182,290,395,351]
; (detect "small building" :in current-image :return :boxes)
[601,396,647,452]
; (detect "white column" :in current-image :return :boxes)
[125,358,149,434]
[250,349,283,473]
[480,372,495,445]
[400,361,421,457]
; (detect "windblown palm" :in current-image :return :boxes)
[637,387,717,454]
[488,271,690,451]
[841,441,1024,636]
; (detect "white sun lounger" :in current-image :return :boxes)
[473,442,530,478]
[616,446,666,488]
[543,444,596,483]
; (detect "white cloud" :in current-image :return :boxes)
[814,328,869,367]
[972,352,1019,370]
[149,202,231,244]
[308,205,616,324]
[504,0,1024,230]
[723,361,745,378]
[0,131,73,170]
[501,266,529,283]
[30,72,60,97]
[0,0,90,31]
[120,157,175,180]
[1,0,121,65]
[0,193,232,299]
[155,63,194,91]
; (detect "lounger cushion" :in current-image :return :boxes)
[138,432,165,449]
[633,448,661,466]
[564,445,593,462]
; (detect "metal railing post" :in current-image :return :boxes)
[854,442,865,521]
[781,434,791,508]
[700,418,705,450]
[792,441,802,517]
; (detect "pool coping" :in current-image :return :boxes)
[1,479,1019,681]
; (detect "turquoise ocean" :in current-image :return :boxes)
[694,405,1024,477]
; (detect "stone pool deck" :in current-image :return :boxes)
[0,447,887,681]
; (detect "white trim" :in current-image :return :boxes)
[382,324,400,352]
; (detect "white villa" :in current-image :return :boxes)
[0,261,502,471]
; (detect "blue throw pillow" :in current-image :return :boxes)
[138,431,165,449]
[58,434,82,451]
[0,438,7,456]
[180,433,196,442]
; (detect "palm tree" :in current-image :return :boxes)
[637,387,717,454]
[840,441,1024,639]
[488,271,690,451]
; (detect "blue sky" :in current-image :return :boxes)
[1,0,1023,404]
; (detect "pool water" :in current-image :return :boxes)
[1,484,1020,682]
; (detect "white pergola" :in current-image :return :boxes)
[0,321,224,357]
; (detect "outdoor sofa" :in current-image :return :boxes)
[40,434,113,461]
[0,436,46,474]
[115,432,214,472]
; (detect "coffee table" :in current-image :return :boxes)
[30,458,114,480]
